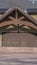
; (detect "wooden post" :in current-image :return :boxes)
[15,9,18,19]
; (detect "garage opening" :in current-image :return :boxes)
[2,32,37,47]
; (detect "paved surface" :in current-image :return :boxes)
[0,52,37,65]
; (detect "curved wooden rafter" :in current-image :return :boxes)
[0,19,37,30]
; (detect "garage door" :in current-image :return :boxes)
[2,33,37,47]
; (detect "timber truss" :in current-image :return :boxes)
[0,6,37,36]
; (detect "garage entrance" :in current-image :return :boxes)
[2,32,37,47]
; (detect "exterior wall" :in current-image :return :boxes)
[0,34,2,47]
[31,15,37,20]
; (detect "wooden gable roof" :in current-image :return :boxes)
[0,6,37,30]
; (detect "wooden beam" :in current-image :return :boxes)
[0,20,22,27]
[19,16,24,20]
[20,21,37,30]
[0,19,37,30]
[15,9,18,19]
[0,21,15,27]
[9,16,15,21]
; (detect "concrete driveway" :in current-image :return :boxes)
[0,52,37,65]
